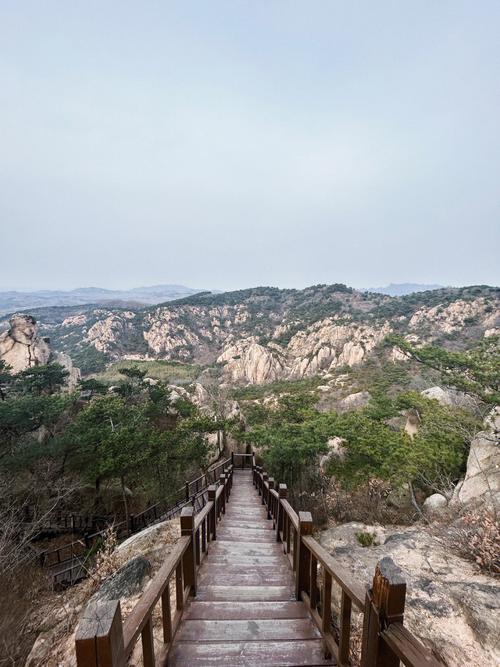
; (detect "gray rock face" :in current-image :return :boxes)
[319,523,500,665]
[90,556,151,604]
[423,493,448,514]
[0,313,50,372]
[0,314,80,389]
[454,407,500,510]
[420,386,477,411]
[337,391,371,412]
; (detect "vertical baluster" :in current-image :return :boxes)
[338,590,352,666]
[176,561,183,611]
[322,570,332,659]
[295,512,313,600]
[161,583,172,645]
[310,555,318,610]
[202,517,207,554]
[141,616,155,667]
[267,478,274,520]
[277,484,287,542]
[180,506,196,596]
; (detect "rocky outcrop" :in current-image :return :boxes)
[421,386,478,411]
[0,314,51,372]
[409,298,498,337]
[453,407,500,510]
[89,556,151,604]
[218,339,285,384]
[86,311,136,355]
[320,522,500,665]
[0,314,81,388]
[338,391,371,412]
[423,493,448,514]
[287,319,390,378]
[28,286,499,385]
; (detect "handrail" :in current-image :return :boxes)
[40,460,229,583]
[122,535,191,654]
[253,463,443,667]
[301,535,365,610]
[381,623,439,667]
[75,465,234,667]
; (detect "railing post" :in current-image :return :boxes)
[208,485,217,541]
[267,478,275,520]
[277,484,287,542]
[185,481,190,502]
[219,474,226,514]
[295,511,313,601]
[231,451,234,467]
[262,472,269,506]
[360,557,406,667]
[180,506,197,596]
[75,600,124,667]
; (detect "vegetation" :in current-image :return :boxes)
[389,334,499,404]
[91,359,201,385]
[0,362,220,574]
[238,377,481,518]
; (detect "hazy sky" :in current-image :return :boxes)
[1,1,499,291]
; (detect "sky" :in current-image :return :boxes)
[1,1,499,292]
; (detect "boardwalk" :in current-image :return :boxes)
[75,458,441,666]
[169,468,335,666]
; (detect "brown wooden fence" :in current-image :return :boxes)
[75,465,234,666]
[39,457,232,587]
[253,464,442,667]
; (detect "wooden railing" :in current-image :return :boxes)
[75,465,234,666]
[39,457,232,587]
[253,464,443,667]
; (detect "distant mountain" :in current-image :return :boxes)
[365,283,444,296]
[0,284,207,315]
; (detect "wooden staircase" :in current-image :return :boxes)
[74,454,442,666]
[168,468,334,665]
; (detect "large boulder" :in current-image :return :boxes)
[454,406,500,510]
[319,523,500,665]
[90,556,151,604]
[0,313,80,388]
[421,386,477,411]
[337,391,371,413]
[0,314,50,372]
[423,493,448,514]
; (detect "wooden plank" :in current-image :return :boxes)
[216,530,277,543]
[197,571,294,586]
[204,553,285,564]
[196,585,295,602]
[198,562,292,575]
[168,639,336,666]
[381,623,442,666]
[176,618,321,642]
[208,542,283,555]
[221,521,273,530]
[183,601,310,621]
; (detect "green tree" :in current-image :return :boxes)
[388,334,499,404]
[14,363,69,396]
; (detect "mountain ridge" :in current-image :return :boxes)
[2,282,496,380]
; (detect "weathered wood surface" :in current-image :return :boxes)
[169,469,335,666]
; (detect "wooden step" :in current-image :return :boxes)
[196,585,295,602]
[168,639,336,666]
[175,618,321,642]
[198,571,294,586]
[183,601,310,621]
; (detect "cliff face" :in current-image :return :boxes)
[12,284,499,384]
[0,313,80,388]
[0,314,51,372]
